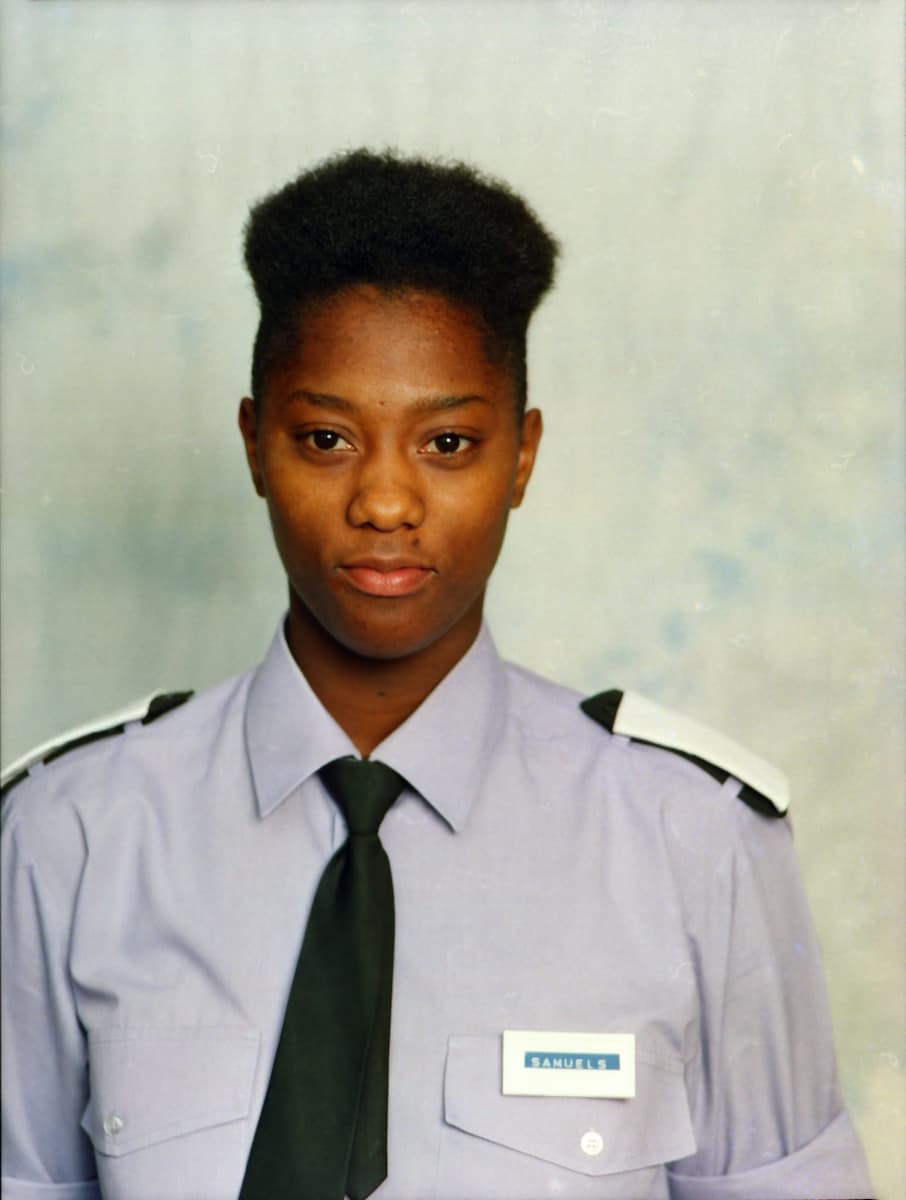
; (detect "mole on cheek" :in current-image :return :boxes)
[411,537,421,548]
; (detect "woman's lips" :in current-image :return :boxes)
[340,564,434,597]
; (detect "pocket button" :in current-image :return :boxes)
[580,1129,604,1157]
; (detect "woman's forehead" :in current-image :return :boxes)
[266,286,516,410]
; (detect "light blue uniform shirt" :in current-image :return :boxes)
[1,622,871,1199]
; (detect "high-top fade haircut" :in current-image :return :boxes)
[243,148,559,416]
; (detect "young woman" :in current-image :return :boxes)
[1,150,871,1200]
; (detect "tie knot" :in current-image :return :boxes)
[320,757,405,836]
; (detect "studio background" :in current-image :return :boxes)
[1,1,903,1195]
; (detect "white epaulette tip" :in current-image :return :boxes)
[1,691,166,791]
[614,690,790,815]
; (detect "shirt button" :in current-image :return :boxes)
[103,1114,124,1136]
[580,1129,604,1156]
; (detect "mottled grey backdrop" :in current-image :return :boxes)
[2,0,903,1194]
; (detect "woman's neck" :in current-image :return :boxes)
[284,600,482,757]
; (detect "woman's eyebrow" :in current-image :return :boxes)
[409,393,489,414]
[283,389,356,413]
[283,389,489,414]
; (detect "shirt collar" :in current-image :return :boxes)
[244,620,508,831]
[369,623,507,831]
[244,624,358,819]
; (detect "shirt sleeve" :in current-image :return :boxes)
[665,784,873,1199]
[1,782,101,1198]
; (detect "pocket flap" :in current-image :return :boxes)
[81,1026,259,1157]
[444,1035,696,1177]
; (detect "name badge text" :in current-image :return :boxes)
[502,1031,636,1098]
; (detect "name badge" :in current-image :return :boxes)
[502,1030,636,1098]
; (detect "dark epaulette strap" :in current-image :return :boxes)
[581,689,789,818]
[1,691,193,799]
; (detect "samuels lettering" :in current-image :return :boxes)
[524,1052,621,1071]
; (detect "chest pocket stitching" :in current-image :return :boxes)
[443,1034,696,1178]
[80,1027,260,1158]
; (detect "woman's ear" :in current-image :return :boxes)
[238,397,266,497]
[511,407,543,509]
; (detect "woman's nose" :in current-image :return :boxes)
[346,450,425,531]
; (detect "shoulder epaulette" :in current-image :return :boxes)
[581,688,789,818]
[1,690,194,799]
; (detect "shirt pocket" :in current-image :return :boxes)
[439,1035,696,1194]
[80,1025,259,1199]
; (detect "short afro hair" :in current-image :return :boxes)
[243,148,559,412]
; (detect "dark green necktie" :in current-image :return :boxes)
[240,757,405,1200]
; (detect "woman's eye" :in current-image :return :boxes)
[426,433,472,456]
[302,430,351,452]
